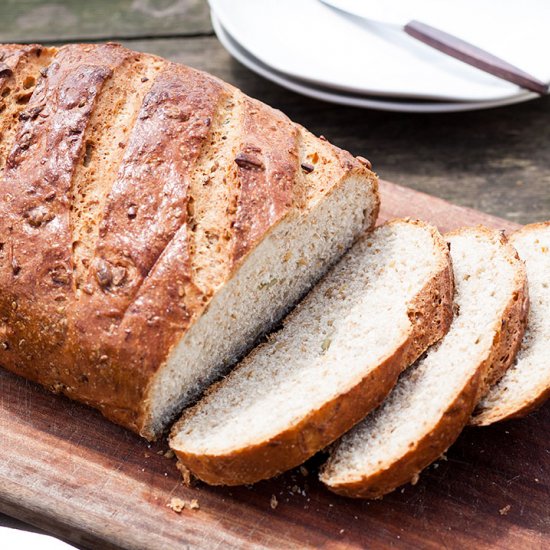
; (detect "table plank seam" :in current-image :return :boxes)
[13,31,215,46]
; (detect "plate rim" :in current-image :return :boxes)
[208,0,537,103]
[211,12,537,113]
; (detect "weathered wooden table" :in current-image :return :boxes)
[0,1,549,548]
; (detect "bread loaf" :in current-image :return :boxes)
[170,219,454,485]
[0,43,379,439]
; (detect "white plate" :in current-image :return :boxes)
[209,0,549,102]
[0,527,76,550]
[212,13,540,113]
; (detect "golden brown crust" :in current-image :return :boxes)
[0,43,379,439]
[493,387,550,421]
[0,43,130,388]
[0,45,57,172]
[478,281,529,396]
[324,226,529,498]
[474,229,529,398]
[324,370,480,499]
[70,62,227,431]
[513,221,550,234]
[0,43,43,76]
[231,97,297,264]
[171,220,454,485]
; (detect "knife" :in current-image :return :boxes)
[319,0,548,95]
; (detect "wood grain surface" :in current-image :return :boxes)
[0,0,212,42]
[0,181,548,550]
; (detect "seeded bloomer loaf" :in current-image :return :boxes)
[0,43,379,439]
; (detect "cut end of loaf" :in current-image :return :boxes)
[143,167,379,439]
[170,218,453,485]
[320,225,528,498]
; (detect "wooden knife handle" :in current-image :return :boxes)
[404,20,548,95]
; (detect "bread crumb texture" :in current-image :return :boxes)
[173,220,447,456]
[167,497,199,513]
[321,226,526,498]
[474,222,550,424]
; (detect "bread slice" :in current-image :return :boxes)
[473,222,550,425]
[170,219,454,485]
[0,43,379,440]
[320,226,528,498]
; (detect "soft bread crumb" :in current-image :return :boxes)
[150,161,378,436]
[167,497,200,513]
[474,223,550,424]
[168,498,186,513]
[173,220,448,460]
[321,227,526,498]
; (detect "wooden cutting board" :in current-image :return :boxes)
[0,181,547,550]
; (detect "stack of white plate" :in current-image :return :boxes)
[209,0,550,112]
